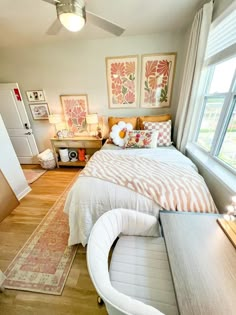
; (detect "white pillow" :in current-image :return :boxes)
[109,121,133,147]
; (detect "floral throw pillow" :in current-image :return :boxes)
[143,120,172,146]
[125,130,158,148]
[109,121,133,147]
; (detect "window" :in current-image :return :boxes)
[195,56,236,170]
[218,100,236,168]
[192,4,236,172]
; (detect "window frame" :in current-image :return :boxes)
[192,56,236,174]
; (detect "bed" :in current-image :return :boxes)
[64,142,217,246]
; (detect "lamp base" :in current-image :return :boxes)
[87,125,97,137]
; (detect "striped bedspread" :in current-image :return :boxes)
[80,151,217,213]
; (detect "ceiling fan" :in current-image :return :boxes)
[42,0,125,36]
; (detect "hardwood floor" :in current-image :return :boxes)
[0,167,107,315]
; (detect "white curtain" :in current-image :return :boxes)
[174,0,213,153]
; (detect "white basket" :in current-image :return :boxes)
[39,158,56,170]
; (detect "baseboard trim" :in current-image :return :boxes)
[19,156,39,164]
[17,186,31,200]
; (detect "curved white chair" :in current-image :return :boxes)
[87,208,178,315]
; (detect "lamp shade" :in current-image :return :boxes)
[86,113,98,125]
[57,0,86,33]
[48,114,62,125]
[59,13,85,32]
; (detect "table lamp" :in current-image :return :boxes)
[86,113,98,136]
[48,114,63,136]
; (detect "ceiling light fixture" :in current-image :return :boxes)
[57,0,86,32]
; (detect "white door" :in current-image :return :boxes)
[0,83,39,164]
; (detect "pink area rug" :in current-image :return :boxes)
[23,169,46,184]
[3,175,78,295]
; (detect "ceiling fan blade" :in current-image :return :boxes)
[46,19,63,35]
[41,0,59,5]
[86,11,125,36]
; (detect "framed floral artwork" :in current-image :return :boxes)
[29,103,50,120]
[106,55,138,108]
[60,94,88,133]
[140,53,177,108]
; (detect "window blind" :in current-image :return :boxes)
[205,7,236,65]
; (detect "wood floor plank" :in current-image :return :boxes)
[0,167,107,315]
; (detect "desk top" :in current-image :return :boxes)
[51,136,102,141]
[160,212,236,315]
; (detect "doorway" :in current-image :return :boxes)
[0,83,39,163]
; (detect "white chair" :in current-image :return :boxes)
[87,209,178,315]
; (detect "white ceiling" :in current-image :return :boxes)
[0,0,205,48]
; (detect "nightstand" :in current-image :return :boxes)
[50,136,102,168]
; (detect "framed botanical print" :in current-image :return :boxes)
[106,55,139,108]
[140,53,176,108]
[60,94,88,133]
[29,103,50,120]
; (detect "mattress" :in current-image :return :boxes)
[64,146,200,246]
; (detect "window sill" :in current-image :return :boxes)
[186,143,236,193]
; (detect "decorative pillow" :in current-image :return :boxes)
[108,116,138,131]
[110,121,133,147]
[143,120,172,146]
[125,130,158,148]
[138,114,171,130]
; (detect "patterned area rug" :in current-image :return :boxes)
[3,175,78,295]
[23,169,46,184]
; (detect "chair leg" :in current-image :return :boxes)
[97,296,104,305]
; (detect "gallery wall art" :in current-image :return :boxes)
[60,94,88,133]
[106,55,138,108]
[140,53,176,108]
[26,90,45,102]
[29,103,50,120]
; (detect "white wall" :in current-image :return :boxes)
[0,115,30,199]
[0,32,186,152]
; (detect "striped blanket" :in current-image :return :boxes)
[80,151,217,213]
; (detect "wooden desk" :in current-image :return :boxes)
[160,212,236,315]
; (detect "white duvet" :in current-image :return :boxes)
[64,146,198,246]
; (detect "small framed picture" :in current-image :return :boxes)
[29,103,50,120]
[26,90,45,102]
